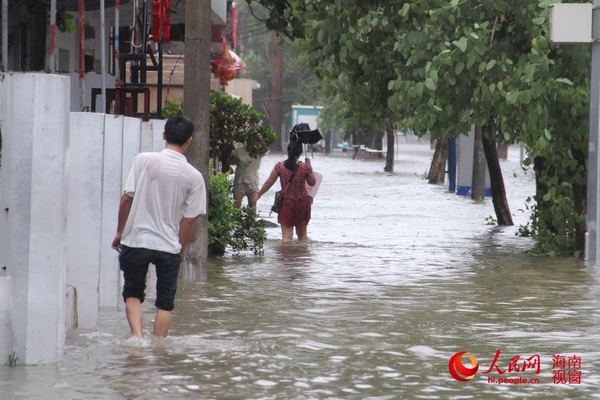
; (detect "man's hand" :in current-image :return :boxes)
[111,233,122,252]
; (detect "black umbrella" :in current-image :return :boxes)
[290,123,323,145]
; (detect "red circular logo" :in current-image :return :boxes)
[448,351,479,381]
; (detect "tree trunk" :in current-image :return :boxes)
[427,136,448,184]
[325,130,331,154]
[481,125,513,226]
[181,0,211,280]
[384,120,395,172]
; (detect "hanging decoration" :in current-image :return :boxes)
[211,40,246,86]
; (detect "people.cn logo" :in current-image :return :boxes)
[448,351,479,381]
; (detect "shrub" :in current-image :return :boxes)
[208,171,266,257]
[162,99,184,119]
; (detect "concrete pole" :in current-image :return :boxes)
[115,0,120,83]
[586,1,600,261]
[1,0,6,72]
[181,0,211,280]
[270,31,283,151]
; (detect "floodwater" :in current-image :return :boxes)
[2,142,600,399]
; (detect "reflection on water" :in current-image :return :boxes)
[2,144,600,399]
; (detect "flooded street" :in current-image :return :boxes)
[3,142,600,399]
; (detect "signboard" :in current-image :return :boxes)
[549,3,593,43]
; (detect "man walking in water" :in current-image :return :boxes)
[111,115,206,337]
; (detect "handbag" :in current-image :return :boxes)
[271,164,299,214]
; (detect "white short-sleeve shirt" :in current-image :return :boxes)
[121,149,206,254]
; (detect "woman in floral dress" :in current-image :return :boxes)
[254,141,316,242]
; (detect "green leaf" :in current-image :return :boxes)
[416,82,424,97]
[486,60,497,70]
[556,78,574,86]
[507,91,519,104]
[543,192,552,201]
[532,17,545,25]
[458,37,468,52]
[455,62,465,75]
[425,78,437,91]
[400,3,410,17]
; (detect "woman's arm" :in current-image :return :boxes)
[304,158,316,187]
[253,168,279,203]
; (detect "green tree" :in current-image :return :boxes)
[236,1,326,139]
[254,0,590,256]
[293,2,402,171]
[209,90,277,172]
[383,0,588,254]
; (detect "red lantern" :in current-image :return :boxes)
[211,41,245,85]
[152,0,171,43]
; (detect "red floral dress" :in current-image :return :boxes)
[274,161,312,227]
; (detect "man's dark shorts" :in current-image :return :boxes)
[119,245,182,311]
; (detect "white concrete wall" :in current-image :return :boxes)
[0,276,13,365]
[0,73,70,364]
[0,72,168,364]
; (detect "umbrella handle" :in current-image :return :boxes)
[303,143,315,158]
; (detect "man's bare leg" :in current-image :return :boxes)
[233,191,244,207]
[153,309,172,337]
[247,191,258,208]
[125,297,144,337]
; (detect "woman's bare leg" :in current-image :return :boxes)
[296,225,308,240]
[281,225,294,242]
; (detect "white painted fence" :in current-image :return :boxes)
[0,73,166,364]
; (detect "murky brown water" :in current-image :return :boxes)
[2,143,600,399]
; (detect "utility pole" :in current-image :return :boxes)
[270,31,283,151]
[587,1,600,261]
[182,0,211,279]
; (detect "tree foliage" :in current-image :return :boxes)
[236,1,326,137]
[252,0,590,256]
[208,171,266,256]
[209,90,277,172]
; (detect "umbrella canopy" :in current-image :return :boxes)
[290,123,323,145]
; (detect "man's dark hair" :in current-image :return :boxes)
[164,115,194,146]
